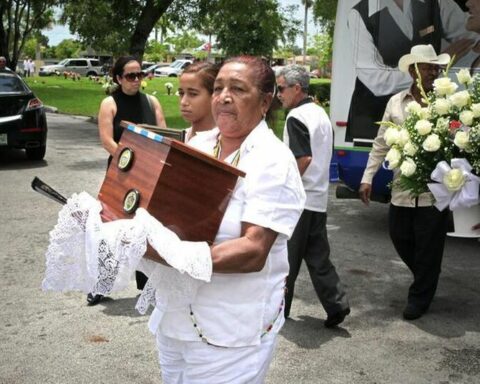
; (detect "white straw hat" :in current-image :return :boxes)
[398,44,450,73]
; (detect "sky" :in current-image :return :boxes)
[43,0,319,47]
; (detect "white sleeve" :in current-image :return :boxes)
[348,8,412,97]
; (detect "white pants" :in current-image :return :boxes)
[155,331,278,384]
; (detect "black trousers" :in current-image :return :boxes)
[389,204,449,310]
[285,209,349,318]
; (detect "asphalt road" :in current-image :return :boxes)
[0,113,479,384]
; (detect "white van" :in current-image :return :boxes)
[330,0,475,202]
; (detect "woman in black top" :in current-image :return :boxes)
[89,56,167,305]
[98,56,166,156]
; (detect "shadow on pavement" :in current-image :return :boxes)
[0,148,48,170]
[98,296,145,318]
[281,315,351,349]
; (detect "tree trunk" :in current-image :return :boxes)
[303,2,308,65]
[129,0,174,59]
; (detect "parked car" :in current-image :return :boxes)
[0,71,47,160]
[154,59,193,77]
[39,58,103,77]
[142,64,162,76]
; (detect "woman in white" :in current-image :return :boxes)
[149,56,305,383]
[178,61,219,142]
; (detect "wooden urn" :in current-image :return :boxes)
[97,121,245,244]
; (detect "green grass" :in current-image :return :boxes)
[26,76,190,129]
[25,76,330,135]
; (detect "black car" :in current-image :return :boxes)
[0,70,47,160]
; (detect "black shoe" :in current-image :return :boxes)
[324,308,350,328]
[402,304,426,320]
[87,293,104,306]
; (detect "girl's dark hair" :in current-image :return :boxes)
[112,56,140,85]
[223,56,278,125]
[181,61,220,94]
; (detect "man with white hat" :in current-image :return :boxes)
[359,44,450,321]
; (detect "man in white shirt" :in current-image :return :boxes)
[277,65,350,328]
[359,45,450,320]
[23,57,30,77]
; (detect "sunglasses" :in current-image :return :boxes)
[122,72,144,81]
[277,84,294,93]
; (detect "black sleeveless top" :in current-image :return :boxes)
[111,90,157,143]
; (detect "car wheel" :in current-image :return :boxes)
[168,74,177,77]
[86,71,96,77]
[26,145,46,161]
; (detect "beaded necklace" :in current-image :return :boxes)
[212,134,241,166]
[187,134,283,346]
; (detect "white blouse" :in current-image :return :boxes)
[153,121,306,347]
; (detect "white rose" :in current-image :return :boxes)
[471,103,480,118]
[415,119,433,135]
[454,131,469,149]
[443,168,466,192]
[459,110,474,126]
[433,98,451,116]
[384,127,400,146]
[419,107,431,120]
[403,141,418,156]
[422,133,441,152]
[435,117,449,132]
[385,147,402,169]
[434,77,458,96]
[405,101,422,115]
[397,129,410,147]
[449,90,470,108]
[456,68,473,86]
[400,157,417,177]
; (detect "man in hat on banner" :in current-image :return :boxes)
[359,44,450,321]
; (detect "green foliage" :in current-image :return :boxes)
[165,31,202,55]
[279,4,302,50]
[23,38,38,59]
[61,0,174,58]
[312,0,338,35]
[55,39,83,59]
[308,80,331,105]
[1,0,57,69]
[144,40,170,62]
[194,0,284,57]
[309,33,333,69]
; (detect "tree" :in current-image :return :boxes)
[61,0,176,59]
[0,0,57,70]
[166,30,202,55]
[195,0,284,57]
[308,32,332,69]
[301,0,313,64]
[279,4,302,51]
[55,38,82,59]
[312,0,337,35]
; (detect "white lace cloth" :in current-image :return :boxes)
[43,192,212,315]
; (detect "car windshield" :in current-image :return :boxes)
[170,61,185,68]
[0,74,29,94]
[57,59,69,65]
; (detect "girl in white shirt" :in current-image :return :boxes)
[178,62,219,142]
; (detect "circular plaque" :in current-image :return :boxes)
[123,189,140,214]
[118,147,134,171]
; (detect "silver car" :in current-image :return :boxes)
[39,58,103,77]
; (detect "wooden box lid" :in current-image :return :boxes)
[98,122,245,244]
